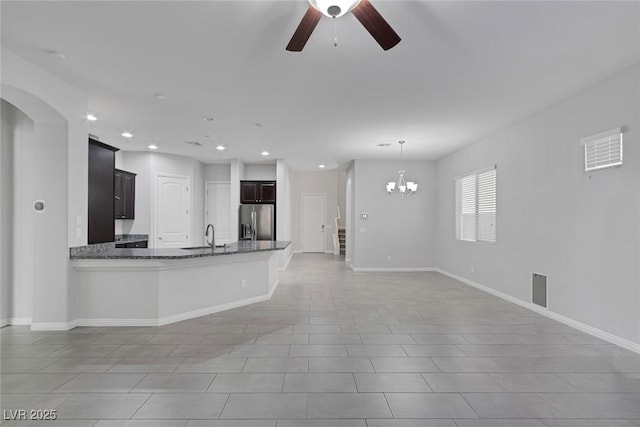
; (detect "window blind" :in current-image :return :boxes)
[455,175,476,241]
[455,167,497,243]
[581,128,623,172]
[477,169,496,243]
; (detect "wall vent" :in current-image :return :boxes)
[581,127,622,172]
[532,273,547,308]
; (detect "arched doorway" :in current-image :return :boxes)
[1,85,71,329]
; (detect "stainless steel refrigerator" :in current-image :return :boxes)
[239,204,275,241]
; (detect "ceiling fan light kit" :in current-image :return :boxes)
[286,0,401,52]
[308,0,361,17]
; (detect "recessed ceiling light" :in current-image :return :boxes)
[202,116,214,121]
[121,132,133,138]
[261,150,269,156]
[154,93,168,100]
[216,145,226,151]
[186,141,202,147]
[148,144,158,150]
[86,114,97,121]
[318,164,326,169]
[47,50,66,60]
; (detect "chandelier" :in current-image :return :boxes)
[386,140,418,197]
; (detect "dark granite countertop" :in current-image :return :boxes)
[70,240,290,260]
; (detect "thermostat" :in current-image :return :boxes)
[33,200,47,213]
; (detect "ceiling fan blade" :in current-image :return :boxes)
[351,0,401,50]
[286,6,323,52]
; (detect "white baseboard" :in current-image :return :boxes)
[278,250,294,271]
[434,268,640,355]
[269,279,280,298]
[351,267,436,272]
[71,287,281,329]
[31,321,77,331]
[8,317,32,326]
[73,293,274,328]
[158,293,271,326]
[76,318,159,327]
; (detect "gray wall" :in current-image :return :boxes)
[2,47,91,328]
[435,64,640,344]
[345,163,354,263]
[337,171,346,228]
[245,164,276,180]
[1,100,34,322]
[118,152,205,247]
[291,171,339,253]
[352,159,437,269]
[205,163,231,182]
[0,94,71,327]
[276,160,292,241]
[276,160,294,268]
[1,101,16,323]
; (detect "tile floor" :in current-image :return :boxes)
[1,253,640,426]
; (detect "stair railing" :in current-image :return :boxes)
[333,206,341,255]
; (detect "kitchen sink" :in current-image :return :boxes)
[181,245,226,250]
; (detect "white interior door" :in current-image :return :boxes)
[156,174,190,248]
[302,193,326,253]
[206,182,231,245]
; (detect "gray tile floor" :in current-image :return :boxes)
[1,253,640,426]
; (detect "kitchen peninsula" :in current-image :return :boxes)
[69,240,290,327]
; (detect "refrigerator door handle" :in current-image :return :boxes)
[251,211,257,241]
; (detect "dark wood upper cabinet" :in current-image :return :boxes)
[114,169,136,219]
[88,138,118,244]
[240,181,258,204]
[240,181,276,204]
[259,182,276,203]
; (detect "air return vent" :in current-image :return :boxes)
[532,273,547,308]
[581,127,622,172]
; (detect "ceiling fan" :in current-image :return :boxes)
[286,0,401,52]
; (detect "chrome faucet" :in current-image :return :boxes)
[205,224,215,248]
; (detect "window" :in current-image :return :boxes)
[581,128,623,172]
[455,167,496,243]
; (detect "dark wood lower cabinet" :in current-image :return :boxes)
[115,240,148,248]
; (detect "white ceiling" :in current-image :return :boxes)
[2,1,639,170]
